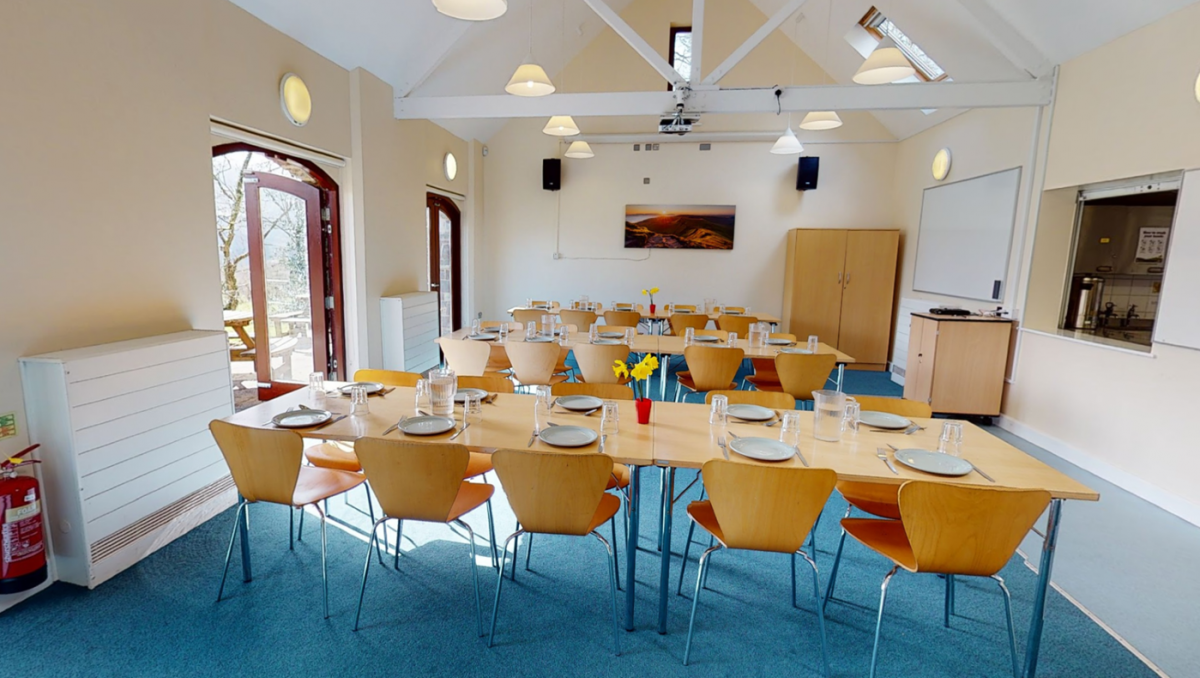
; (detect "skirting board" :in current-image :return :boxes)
[998,415,1200,529]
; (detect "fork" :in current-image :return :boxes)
[381,415,407,436]
[876,448,899,475]
[718,436,729,460]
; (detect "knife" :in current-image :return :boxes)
[527,429,537,447]
[381,415,406,437]
[966,460,996,483]
[599,434,607,453]
[449,421,470,441]
[792,445,809,467]
[718,436,729,460]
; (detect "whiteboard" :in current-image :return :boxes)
[1153,168,1200,350]
[913,167,1022,302]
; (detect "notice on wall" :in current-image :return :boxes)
[1136,227,1170,262]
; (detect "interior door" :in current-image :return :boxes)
[427,193,462,336]
[244,172,327,400]
[903,316,937,405]
[788,229,847,344]
[837,230,899,366]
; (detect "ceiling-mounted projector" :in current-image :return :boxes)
[659,104,699,135]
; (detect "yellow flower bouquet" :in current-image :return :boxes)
[641,287,660,314]
[614,354,659,423]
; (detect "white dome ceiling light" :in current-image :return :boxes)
[565,141,594,158]
[543,115,580,137]
[799,111,844,130]
[853,38,916,85]
[432,0,507,21]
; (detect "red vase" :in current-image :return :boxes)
[636,398,653,425]
[649,303,656,315]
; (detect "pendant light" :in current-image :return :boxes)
[565,140,594,158]
[853,38,915,84]
[543,115,580,136]
[799,7,843,131]
[433,0,507,21]
[505,0,554,96]
[770,126,804,155]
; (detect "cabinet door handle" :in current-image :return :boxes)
[837,272,842,284]
[845,272,851,287]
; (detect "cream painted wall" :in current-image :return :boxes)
[480,119,897,320]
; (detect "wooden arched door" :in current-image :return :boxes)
[427,193,462,335]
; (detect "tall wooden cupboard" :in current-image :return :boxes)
[902,314,1013,416]
[781,229,900,370]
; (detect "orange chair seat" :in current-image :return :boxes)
[448,481,496,521]
[685,500,727,548]
[841,518,918,572]
[465,451,494,480]
[305,441,360,472]
[676,372,737,393]
[837,481,901,520]
[744,374,783,390]
[586,494,622,533]
[608,463,629,491]
[292,466,366,507]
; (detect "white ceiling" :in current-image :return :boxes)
[229,0,1199,141]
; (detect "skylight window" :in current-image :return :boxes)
[859,7,947,82]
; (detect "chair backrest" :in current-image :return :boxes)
[670,304,698,313]
[459,374,515,393]
[716,314,758,336]
[528,300,556,309]
[505,340,564,385]
[438,338,491,376]
[668,313,710,335]
[600,325,637,336]
[702,460,836,553]
[573,342,633,384]
[551,382,635,400]
[354,369,421,387]
[485,343,512,373]
[512,308,547,325]
[603,310,642,327]
[209,420,302,505]
[683,345,745,392]
[852,395,933,419]
[610,303,643,313]
[492,449,613,536]
[481,320,522,332]
[560,309,598,330]
[695,329,730,341]
[355,439,471,522]
[775,353,838,401]
[718,306,746,314]
[898,482,1051,577]
[769,332,797,342]
[705,390,796,410]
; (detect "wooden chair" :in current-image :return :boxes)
[488,449,622,654]
[770,353,838,406]
[851,395,934,419]
[715,314,758,337]
[560,309,598,331]
[552,382,635,400]
[843,482,1051,678]
[680,460,836,673]
[353,369,420,387]
[573,342,632,384]
[669,304,698,313]
[480,320,521,332]
[717,305,747,314]
[209,420,365,618]
[505,340,570,388]
[748,333,797,389]
[597,325,637,338]
[459,374,515,393]
[512,308,549,325]
[704,390,796,410]
[609,303,643,313]
[527,300,556,309]
[603,310,642,328]
[438,338,491,377]
[675,346,744,403]
[668,313,710,335]
[351,439,497,635]
[485,343,513,375]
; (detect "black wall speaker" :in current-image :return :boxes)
[796,156,819,191]
[543,158,561,191]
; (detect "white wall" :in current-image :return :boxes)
[480,119,897,320]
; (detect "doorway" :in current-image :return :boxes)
[213,143,346,408]
[427,192,462,336]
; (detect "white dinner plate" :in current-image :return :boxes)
[765,338,796,346]
[779,347,813,355]
[598,331,625,339]
[525,336,554,343]
[893,448,973,476]
[398,416,456,436]
[467,333,497,341]
[272,409,333,428]
[591,339,622,345]
[724,310,743,315]
[339,381,385,395]
[727,404,775,421]
[538,425,598,448]
[729,437,796,462]
[556,395,604,411]
[859,411,911,430]
[454,388,488,403]
[692,335,720,343]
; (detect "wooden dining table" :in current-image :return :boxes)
[650,400,1099,678]
[505,306,783,327]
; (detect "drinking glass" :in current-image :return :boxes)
[842,397,861,435]
[624,327,636,346]
[580,294,589,303]
[541,315,554,335]
[779,411,802,447]
[807,335,820,353]
[748,325,765,349]
[744,306,752,314]
[533,386,553,433]
[704,298,716,314]
[559,325,571,345]
[726,332,738,348]
[709,394,728,426]
[465,394,484,424]
[308,371,325,394]
[498,324,509,342]
[666,303,675,314]
[589,323,599,343]
[939,422,964,457]
[526,321,537,340]
[428,368,457,418]
[525,298,533,308]
[601,401,620,435]
[471,318,482,335]
[812,389,845,442]
[684,327,695,347]
[349,385,369,416]
[415,378,432,414]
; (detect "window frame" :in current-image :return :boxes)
[668,25,692,91]
[857,7,948,83]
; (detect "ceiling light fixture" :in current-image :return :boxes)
[505,0,553,96]
[853,38,916,85]
[279,73,311,127]
[770,126,804,155]
[800,111,843,131]
[433,0,507,21]
[543,115,580,136]
[565,140,594,158]
[931,147,952,181]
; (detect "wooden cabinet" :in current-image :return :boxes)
[782,229,899,370]
[903,314,1013,416]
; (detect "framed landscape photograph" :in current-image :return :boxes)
[624,204,735,250]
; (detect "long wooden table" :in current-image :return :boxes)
[505,306,783,326]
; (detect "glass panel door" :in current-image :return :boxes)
[427,194,462,336]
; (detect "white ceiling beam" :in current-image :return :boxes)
[394,79,1054,119]
[952,0,1052,78]
[701,0,809,86]
[393,22,472,97]
[690,0,705,86]
[581,0,683,87]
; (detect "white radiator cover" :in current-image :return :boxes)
[19,330,236,589]
[381,292,440,373]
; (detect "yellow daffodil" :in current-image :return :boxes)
[642,355,659,371]
[612,359,629,380]
[641,289,648,295]
[650,287,660,294]
[631,363,653,381]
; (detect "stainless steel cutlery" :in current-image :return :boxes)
[449,420,470,440]
[876,448,899,475]
[718,436,729,460]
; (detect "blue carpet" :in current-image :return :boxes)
[1,469,1154,677]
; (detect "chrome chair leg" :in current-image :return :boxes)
[314,502,329,619]
[488,530,524,648]
[216,501,248,602]
[610,514,622,592]
[454,519,485,637]
[353,517,388,631]
[485,497,499,570]
[944,574,953,627]
[994,575,1020,678]
[592,530,622,656]
[298,504,305,542]
[870,565,901,678]
[683,544,721,665]
[800,550,831,678]
[393,519,405,569]
[524,533,533,571]
[364,482,383,565]
[510,523,521,580]
[808,510,821,554]
[823,505,853,610]
[677,484,707,596]
[288,506,294,551]
[791,552,797,608]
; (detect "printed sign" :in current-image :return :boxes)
[1136,227,1170,262]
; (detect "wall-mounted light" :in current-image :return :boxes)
[433,0,507,21]
[444,152,458,181]
[1194,70,1200,103]
[280,73,311,127]
[932,147,953,181]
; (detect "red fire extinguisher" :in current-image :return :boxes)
[1,444,48,594]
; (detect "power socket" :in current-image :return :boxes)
[552,252,561,260]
